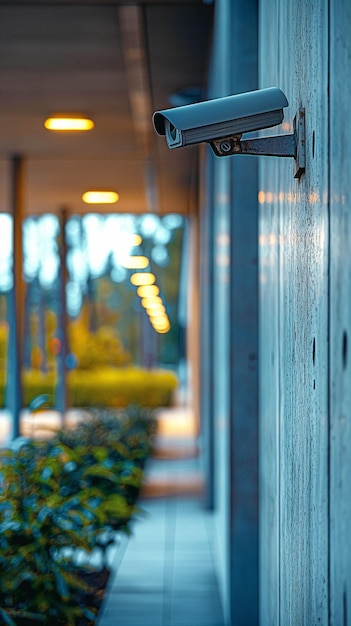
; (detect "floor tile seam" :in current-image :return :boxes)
[109,508,170,599]
[107,586,172,594]
[162,493,178,626]
[202,508,220,571]
[170,620,225,626]
[98,622,164,626]
[171,499,223,622]
[173,507,216,563]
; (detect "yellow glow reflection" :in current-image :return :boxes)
[152,315,169,322]
[309,192,319,204]
[130,234,142,246]
[153,325,171,334]
[44,117,94,131]
[141,296,163,309]
[130,272,156,286]
[147,306,166,316]
[123,256,149,269]
[152,322,170,331]
[137,284,160,298]
[266,192,273,203]
[151,313,169,324]
[82,191,119,204]
[152,317,171,332]
[258,191,276,204]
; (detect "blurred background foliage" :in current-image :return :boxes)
[68,309,131,370]
[0,213,187,409]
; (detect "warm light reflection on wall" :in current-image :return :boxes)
[282,121,292,132]
[259,190,322,206]
[259,233,280,247]
[258,191,277,204]
[309,192,319,204]
[258,234,276,246]
[258,191,265,204]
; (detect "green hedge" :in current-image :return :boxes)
[0,407,156,625]
[0,367,178,409]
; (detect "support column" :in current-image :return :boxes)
[55,207,69,419]
[199,149,215,509]
[229,2,259,623]
[6,155,25,438]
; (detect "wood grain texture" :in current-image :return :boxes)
[329,0,351,624]
[260,1,329,624]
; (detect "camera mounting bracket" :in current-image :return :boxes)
[209,108,305,179]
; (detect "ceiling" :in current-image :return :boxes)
[0,1,213,216]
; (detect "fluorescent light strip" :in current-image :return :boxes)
[44,117,94,131]
[82,191,119,204]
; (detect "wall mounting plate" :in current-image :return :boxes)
[293,108,305,179]
[209,107,306,180]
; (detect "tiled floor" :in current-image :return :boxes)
[98,497,225,626]
[97,412,226,626]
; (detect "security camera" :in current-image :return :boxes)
[152,87,306,178]
[153,87,287,149]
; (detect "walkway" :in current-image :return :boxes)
[97,407,225,626]
[0,405,226,626]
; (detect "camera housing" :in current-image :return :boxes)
[152,87,306,179]
[152,87,289,149]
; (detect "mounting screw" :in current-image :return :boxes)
[294,108,306,179]
[219,140,233,154]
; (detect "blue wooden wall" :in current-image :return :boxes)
[259,0,351,624]
[200,0,351,624]
[328,0,351,623]
[260,0,329,622]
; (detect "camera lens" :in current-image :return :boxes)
[169,123,177,140]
